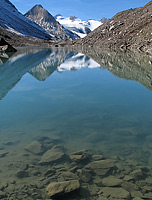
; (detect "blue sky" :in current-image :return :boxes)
[11,0,150,20]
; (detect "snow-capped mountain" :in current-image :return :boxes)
[55,15,103,38]
[0,0,51,40]
[25,5,79,40]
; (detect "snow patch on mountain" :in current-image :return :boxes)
[55,15,103,38]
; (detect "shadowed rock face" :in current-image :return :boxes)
[75,1,152,53]
[78,47,152,91]
[0,0,52,40]
[0,38,17,52]
[0,26,54,47]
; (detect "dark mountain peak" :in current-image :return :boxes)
[24,5,78,40]
[54,14,63,19]
[34,4,43,8]
[100,17,109,23]
[69,16,77,21]
[24,4,56,24]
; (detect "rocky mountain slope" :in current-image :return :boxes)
[0,27,54,47]
[75,1,152,53]
[0,0,52,40]
[55,14,103,38]
[24,5,79,40]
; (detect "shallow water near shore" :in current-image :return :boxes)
[0,47,152,199]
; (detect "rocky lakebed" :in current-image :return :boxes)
[0,134,152,200]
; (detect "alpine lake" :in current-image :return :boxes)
[0,47,152,200]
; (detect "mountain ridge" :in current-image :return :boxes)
[55,14,103,38]
[24,5,79,40]
[74,0,152,53]
[0,0,52,40]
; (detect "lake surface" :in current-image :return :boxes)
[0,47,152,199]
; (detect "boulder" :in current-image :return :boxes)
[101,187,131,200]
[0,150,9,158]
[39,147,64,165]
[101,176,123,187]
[0,191,7,198]
[78,169,92,183]
[130,169,144,180]
[15,170,28,178]
[92,154,104,161]
[25,141,44,155]
[85,159,115,176]
[0,38,17,52]
[69,149,91,163]
[121,181,139,192]
[46,180,80,198]
[58,171,79,181]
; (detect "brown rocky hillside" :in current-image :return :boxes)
[74,1,152,53]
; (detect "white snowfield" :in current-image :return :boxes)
[0,0,51,39]
[56,15,102,38]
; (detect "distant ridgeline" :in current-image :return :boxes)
[0,0,151,53]
[0,0,107,45]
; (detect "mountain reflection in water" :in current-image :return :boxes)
[0,47,152,101]
[0,47,101,100]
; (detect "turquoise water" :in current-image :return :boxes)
[1,48,152,154]
[0,47,152,199]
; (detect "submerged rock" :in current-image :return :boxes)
[130,169,144,180]
[92,154,104,161]
[58,171,79,181]
[25,141,45,155]
[0,191,7,198]
[39,147,64,165]
[85,159,115,176]
[70,154,87,162]
[132,198,143,200]
[69,149,92,163]
[100,187,131,200]
[46,180,80,198]
[101,176,123,187]
[0,150,9,158]
[0,38,17,52]
[78,169,92,183]
[121,181,139,193]
[15,170,28,178]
